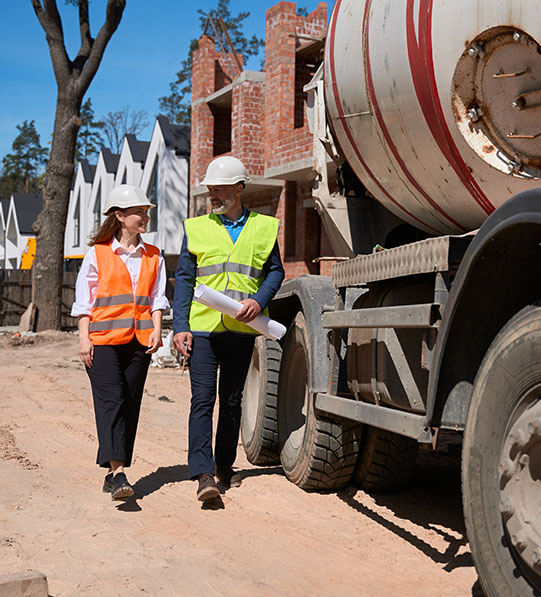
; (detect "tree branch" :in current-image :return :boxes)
[78,0,92,59]
[30,0,71,84]
[76,0,126,94]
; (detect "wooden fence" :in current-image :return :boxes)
[0,269,78,329]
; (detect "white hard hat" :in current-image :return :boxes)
[201,156,251,186]
[103,185,155,215]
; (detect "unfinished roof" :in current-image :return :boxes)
[12,193,42,235]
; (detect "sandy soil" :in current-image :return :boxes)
[0,331,482,596]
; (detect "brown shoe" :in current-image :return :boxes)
[196,474,220,502]
[215,465,242,488]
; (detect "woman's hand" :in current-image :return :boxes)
[79,336,94,368]
[146,329,162,354]
[78,315,94,368]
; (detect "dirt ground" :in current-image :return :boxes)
[0,331,482,596]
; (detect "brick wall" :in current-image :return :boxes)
[190,2,336,280]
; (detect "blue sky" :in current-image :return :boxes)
[0,1,331,163]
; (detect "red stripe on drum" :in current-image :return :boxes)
[326,0,442,235]
[406,0,495,215]
[363,0,467,232]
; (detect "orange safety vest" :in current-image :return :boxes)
[89,242,160,346]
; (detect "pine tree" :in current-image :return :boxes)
[0,120,48,196]
[158,0,264,126]
[75,98,103,162]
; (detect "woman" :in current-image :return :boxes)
[71,185,169,500]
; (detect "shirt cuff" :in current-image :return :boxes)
[150,297,171,313]
[70,304,92,317]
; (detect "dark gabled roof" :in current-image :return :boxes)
[124,134,145,163]
[1,198,10,223]
[156,115,190,155]
[138,141,150,162]
[101,147,120,173]
[12,193,42,235]
[80,158,96,183]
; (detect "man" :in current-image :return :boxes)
[173,156,285,502]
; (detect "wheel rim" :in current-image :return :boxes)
[283,343,308,454]
[243,343,261,437]
[499,388,541,580]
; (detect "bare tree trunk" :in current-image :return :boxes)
[30,0,126,331]
[33,94,81,330]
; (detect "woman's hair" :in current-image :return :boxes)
[88,211,122,246]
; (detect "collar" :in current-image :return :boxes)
[218,206,248,227]
[111,235,146,254]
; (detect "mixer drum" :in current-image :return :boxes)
[325,0,541,235]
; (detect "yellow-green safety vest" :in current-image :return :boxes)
[185,211,279,334]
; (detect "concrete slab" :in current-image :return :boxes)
[0,571,48,597]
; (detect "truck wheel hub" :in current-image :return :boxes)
[499,395,541,574]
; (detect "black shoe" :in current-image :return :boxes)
[196,474,220,502]
[103,472,114,493]
[109,472,134,500]
[215,465,242,488]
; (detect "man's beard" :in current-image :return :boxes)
[210,197,235,215]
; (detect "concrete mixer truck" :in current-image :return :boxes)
[240,1,541,595]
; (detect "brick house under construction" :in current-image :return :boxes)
[190,1,335,279]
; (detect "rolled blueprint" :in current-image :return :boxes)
[193,284,287,340]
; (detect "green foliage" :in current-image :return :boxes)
[75,98,104,162]
[0,120,48,197]
[158,0,264,126]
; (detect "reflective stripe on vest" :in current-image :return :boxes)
[185,211,279,334]
[89,242,160,345]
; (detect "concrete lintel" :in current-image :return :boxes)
[193,70,265,108]
[264,157,314,181]
[0,571,48,597]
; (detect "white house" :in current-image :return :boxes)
[4,193,42,269]
[0,198,9,267]
[64,159,95,261]
[114,134,150,187]
[139,116,190,270]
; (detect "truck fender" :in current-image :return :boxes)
[427,188,541,429]
[269,274,335,394]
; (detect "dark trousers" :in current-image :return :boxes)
[188,332,256,478]
[86,338,151,468]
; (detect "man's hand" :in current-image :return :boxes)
[173,331,193,358]
[235,298,262,324]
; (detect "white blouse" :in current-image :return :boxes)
[71,237,170,317]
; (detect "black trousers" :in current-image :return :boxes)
[188,333,256,479]
[86,338,151,468]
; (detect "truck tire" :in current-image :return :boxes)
[352,426,418,492]
[463,305,541,597]
[241,336,282,465]
[278,312,359,490]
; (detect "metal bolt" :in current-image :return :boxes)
[511,531,527,551]
[467,108,482,122]
[512,97,526,110]
[533,548,541,568]
[499,497,515,517]
[513,32,522,42]
[498,458,515,480]
[508,160,522,174]
[468,45,483,58]
[527,418,541,436]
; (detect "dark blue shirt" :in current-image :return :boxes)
[173,209,285,335]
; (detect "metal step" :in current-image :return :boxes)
[315,393,430,442]
[322,303,441,329]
